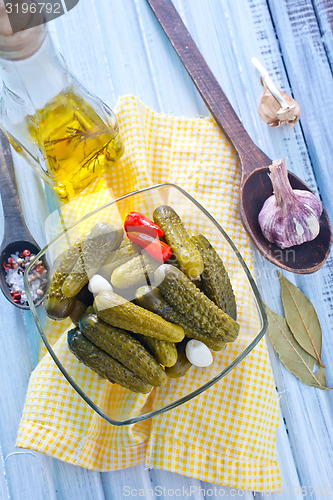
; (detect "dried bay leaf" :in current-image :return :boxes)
[265,306,330,390]
[278,272,324,368]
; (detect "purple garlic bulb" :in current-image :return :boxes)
[258,159,323,249]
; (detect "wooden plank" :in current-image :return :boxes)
[0,442,9,500]
[149,469,204,499]
[1,0,332,498]
[173,0,333,497]
[102,464,156,499]
[264,0,333,489]
[0,308,56,500]
[268,0,333,217]
[310,0,333,70]
[51,461,105,500]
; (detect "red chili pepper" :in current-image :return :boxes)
[124,212,164,238]
[23,249,31,257]
[127,232,172,262]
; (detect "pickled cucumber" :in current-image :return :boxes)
[156,264,240,342]
[135,286,226,351]
[93,290,184,342]
[79,313,166,386]
[69,300,88,326]
[62,222,123,298]
[98,240,137,279]
[111,254,159,289]
[192,234,237,320]
[133,333,177,367]
[165,339,192,378]
[67,328,152,393]
[54,235,86,272]
[45,270,76,319]
[153,205,204,279]
[45,237,86,320]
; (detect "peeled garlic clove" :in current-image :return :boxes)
[259,82,300,128]
[185,339,213,367]
[88,274,113,294]
[258,159,323,249]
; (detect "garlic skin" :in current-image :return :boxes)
[258,82,300,128]
[258,159,323,249]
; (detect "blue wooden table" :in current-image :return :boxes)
[0,0,332,498]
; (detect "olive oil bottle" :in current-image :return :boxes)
[27,88,124,199]
[0,8,123,201]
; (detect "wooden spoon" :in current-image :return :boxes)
[146,0,332,273]
[0,131,48,309]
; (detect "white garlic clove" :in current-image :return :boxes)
[258,159,323,249]
[258,83,300,128]
[185,339,213,367]
[88,274,113,294]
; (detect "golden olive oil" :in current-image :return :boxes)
[26,88,124,200]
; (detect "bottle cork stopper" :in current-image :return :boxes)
[0,0,46,60]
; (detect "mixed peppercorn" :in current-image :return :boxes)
[3,249,48,305]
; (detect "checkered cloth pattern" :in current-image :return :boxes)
[16,96,281,492]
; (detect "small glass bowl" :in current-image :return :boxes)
[25,183,267,426]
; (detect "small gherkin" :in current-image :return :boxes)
[99,240,137,279]
[93,290,185,342]
[156,264,240,342]
[45,270,76,319]
[79,312,167,386]
[135,286,226,351]
[133,332,178,368]
[61,222,123,298]
[153,205,204,279]
[191,234,237,320]
[45,237,86,319]
[67,328,153,394]
[165,339,193,379]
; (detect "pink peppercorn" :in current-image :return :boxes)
[13,292,21,302]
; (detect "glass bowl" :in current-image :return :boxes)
[25,183,267,426]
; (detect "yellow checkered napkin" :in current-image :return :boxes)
[16,96,281,492]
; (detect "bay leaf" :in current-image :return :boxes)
[278,272,324,368]
[265,306,330,390]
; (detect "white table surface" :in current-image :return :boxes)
[0,0,332,499]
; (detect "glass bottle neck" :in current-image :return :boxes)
[0,33,68,109]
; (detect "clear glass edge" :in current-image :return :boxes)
[24,182,268,426]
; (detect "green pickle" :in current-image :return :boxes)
[133,332,178,368]
[98,240,137,279]
[49,205,241,394]
[62,222,123,298]
[135,286,226,351]
[93,290,184,342]
[79,313,166,386]
[156,264,240,342]
[192,234,237,320]
[45,237,86,319]
[45,270,76,320]
[165,339,192,379]
[67,328,152,394]
[69,300,88,326]
[153,205,204,279]
[111,254,159,289]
